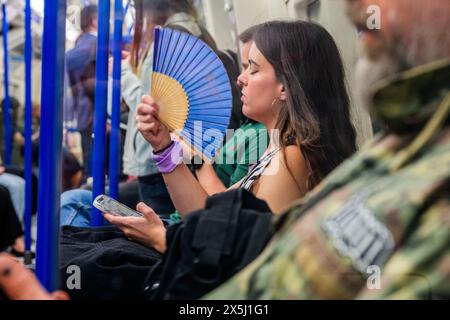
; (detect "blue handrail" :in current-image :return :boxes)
[23,0,33,263]
[91,0,111,226]
[35,0,66,291]
[124,0,130,16]
[109,0,124,200]
[1,3,11,165]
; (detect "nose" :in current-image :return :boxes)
[237,70,248,88]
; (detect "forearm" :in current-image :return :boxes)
[196,164,226,195]
[136,95,209,216]
[163,164,209,217]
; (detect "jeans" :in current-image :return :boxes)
[0,173,25,222]
[138,173,175,220]
[5,166,38,216]
[60,189,172,227]
[60,189,95,227]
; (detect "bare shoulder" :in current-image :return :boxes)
[255,145,308,193]
[252,145,309,213]
[280,145,308,191]
[282,145,306,172]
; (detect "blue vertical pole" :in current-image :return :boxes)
[92,0,111,226]
[1,3,11,165]
[23,0,33,263]
[35,0,66,291]
[109,0,123,200]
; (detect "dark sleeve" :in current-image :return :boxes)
[0,186,23,250]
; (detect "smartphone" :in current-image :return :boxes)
[93,194,143,218]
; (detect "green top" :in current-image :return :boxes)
[205,60,450,300]
[214,121,268,188]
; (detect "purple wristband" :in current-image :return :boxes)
[152,140,183,173]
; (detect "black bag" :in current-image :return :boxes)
[59,225,161,300]
[144,189,273,300]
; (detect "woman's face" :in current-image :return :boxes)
[237,42,285,127]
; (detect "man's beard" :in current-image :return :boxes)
[354,51,402,112]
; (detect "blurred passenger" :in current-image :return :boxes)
[207,0,450,300]
[65,4,98,183]
[61,148,83,192]
[0,252,69,300]
[0,98,39,217]
[0,97,22,164]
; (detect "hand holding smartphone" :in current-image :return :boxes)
[93,194,143,218]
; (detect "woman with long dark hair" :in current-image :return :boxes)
[252,21,357,189]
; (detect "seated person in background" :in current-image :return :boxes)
[0,97,40,167]
[61,148,83,192]
[14,101,41,167]
[0,97,21,162]
[0,98,40,222]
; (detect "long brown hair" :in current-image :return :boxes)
[130,0,199,73]
[254,21,357,189]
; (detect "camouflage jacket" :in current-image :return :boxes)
[205,60,450,300]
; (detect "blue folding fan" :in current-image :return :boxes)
[151,26,232,160]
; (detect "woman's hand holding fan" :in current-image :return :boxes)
[135,27,232,217]
[136,95,172,152]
